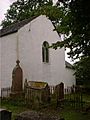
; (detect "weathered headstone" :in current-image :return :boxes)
[55,82,64,107]
[59,82,64,100]
[11,60,23,92]
[0,108,12,120]
[25,81,50,107]
[55,82,64,100]
[10,60,24,98]
[24,78,28,93]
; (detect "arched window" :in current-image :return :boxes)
[42,41,49,63]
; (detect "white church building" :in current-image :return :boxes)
[0,15,75,90]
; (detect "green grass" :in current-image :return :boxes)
[83,94,90,102]
[1,94,90,120]
[1,99,30,120]
[1,105,29,120]
[60,107,90,120]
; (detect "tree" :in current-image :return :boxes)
[52,0,90,60]
[1,0,90,59]
[52,0,90,86]
[44,0,90,87]
[1,0,53,28]
[1,0,90,86]
[75,56,90,87]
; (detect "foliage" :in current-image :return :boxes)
[52,0,90,60]
[74,56,90,87]
[1,0,53,28]
[1,0,90,86]
[52,0,90,86]
[1,0,90,60]
[1,95,90,120]
[1,98,29,120]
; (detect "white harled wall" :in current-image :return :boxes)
[1,33,17,88]
[0,15,75,89]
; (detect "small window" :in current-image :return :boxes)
[42,41,49,63]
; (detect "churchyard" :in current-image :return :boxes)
[0,61,90,120]
[1,83,90,120]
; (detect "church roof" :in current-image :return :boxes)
[0,16,37,37]
[65,61,74,69]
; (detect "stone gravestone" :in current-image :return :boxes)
[59,82,64,100]
[25,81,50,108]
[0,108,12,120]
[10,60,23,98]
[55,82,64,107]
[11,60,23,92]
[24,78,28,93]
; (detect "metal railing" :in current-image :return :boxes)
[1,87,11,98]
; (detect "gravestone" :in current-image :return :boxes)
[59,82,64,100]
[25,81,50,107]
[0,108,12,120]
[11,60,23,92]
[55,82,64,100]
[55,82,64,107]
[10,60,23,98]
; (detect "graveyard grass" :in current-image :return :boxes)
[1,94,90,120]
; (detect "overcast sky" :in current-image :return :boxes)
[0,0,16,24]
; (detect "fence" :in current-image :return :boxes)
[1,87,11,98]
[49,85,85,109]
[49,85,55,94]
[25,81,50,106]
[1,85,85,110]
[64,85,84,109]
[49,85,73,95]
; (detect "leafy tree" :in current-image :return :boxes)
[1,0,53,28]
[52,0,90,60]
[75,56,90,87]
[1,0,90,86]
[52,0,90,86]
[1,0,90,60]
[45,0,90,87]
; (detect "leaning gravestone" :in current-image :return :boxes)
[15,111,63,120]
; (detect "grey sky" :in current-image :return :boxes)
[0,1,13,23]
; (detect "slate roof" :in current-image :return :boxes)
[0,16,37,37]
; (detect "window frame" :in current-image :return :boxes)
[42,41,49,63]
